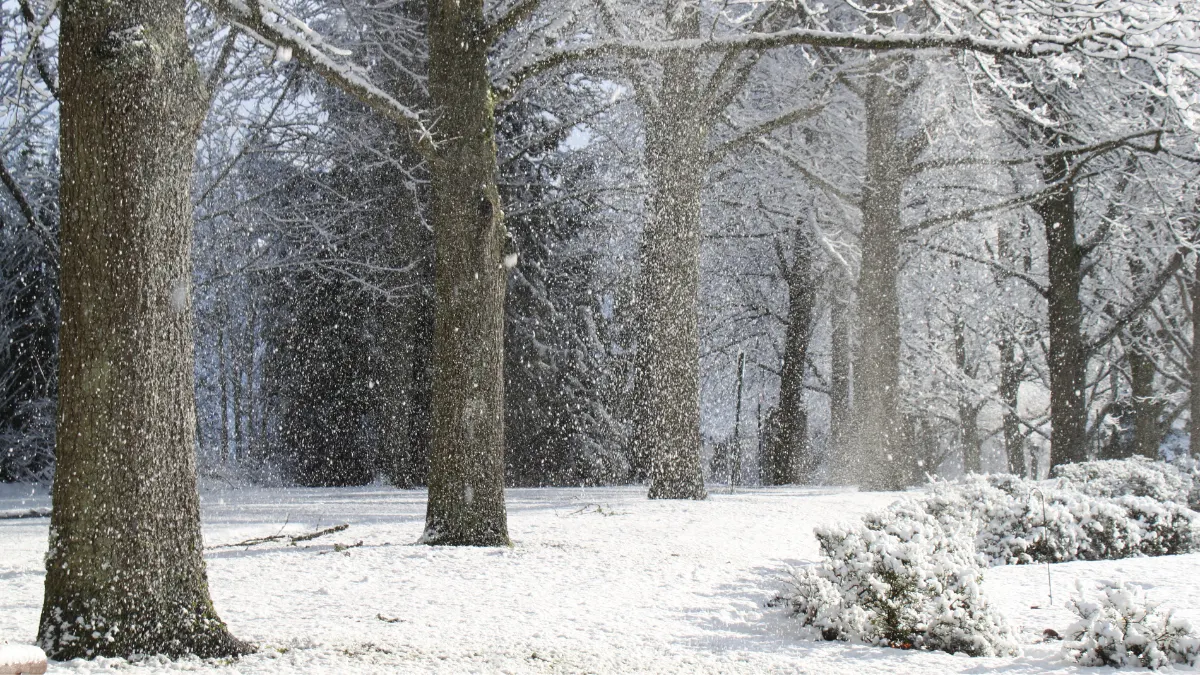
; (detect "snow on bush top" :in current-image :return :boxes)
[1052,456,1198,509]
[922,461,1200,566]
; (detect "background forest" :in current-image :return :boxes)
[2,0,1199,494]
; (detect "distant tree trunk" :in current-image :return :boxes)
[1191,254,1200,458]
[953,313,982,474]
[402,287,433,487]
[996,224,1026,475]
[39,0,246,657]
[1126,259,1162,459]
[631,39,708,501]
[218,320,230,463]
[420,0,510,545]
[999,335,1025,475]
[765,225,817,485]
[827,282,853,482]
[851,67,916,491]
[1128,338,1160,459]
[1036,151,1089,467]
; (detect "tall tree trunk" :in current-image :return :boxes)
[851,73,909,491]
[996,224,1026,475]
[1036,152,1089,467]
[39,0,245,657]
[766,226,817,485]
[632,42,708,501]
[420,0,510,545]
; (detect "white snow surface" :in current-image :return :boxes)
[2,483,1198,673]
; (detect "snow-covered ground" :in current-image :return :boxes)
[2,483,1198,673]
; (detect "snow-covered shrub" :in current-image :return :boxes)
[1065,580,1200,669]
[780,500,1017,657]
[1054,457,1196,508]
[921,472,1200,566]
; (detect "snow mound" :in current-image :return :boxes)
[0,644,47,674]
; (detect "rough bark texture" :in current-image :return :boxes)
[39,0,246,658]
[632,40,708,501]
[851,68,911,491]
[1036,153,1089,467]
[420,0,510,545]
[764,227,817,485]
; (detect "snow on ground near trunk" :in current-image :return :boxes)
[2,484,1198,673]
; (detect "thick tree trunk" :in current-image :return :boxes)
[765,227,817,485]
[420,0,510,545]
[1036,153,1089,467]
[632,45,708,501]
[851,76,909,491]
[39,0,245,658]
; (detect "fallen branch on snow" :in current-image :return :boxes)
[0,508,50,520]
[212,523,349,549]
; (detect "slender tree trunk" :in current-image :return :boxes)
[632,43,708,501]
[1191,254,1200,458]
[218,321,230,464]
[403,289,434,487]
[828,283,853,482]
[953,313,982,473]
[420,0,510,545]
[767,226,817,485]
[39,0,245,657]
[1036,152,1089,467]
[999,335,1024,475]
[852,75,908,491]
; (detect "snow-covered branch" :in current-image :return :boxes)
[205,0,433,153]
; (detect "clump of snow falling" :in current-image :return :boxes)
[3,483,1200,673]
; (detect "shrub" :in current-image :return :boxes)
[1053,457,1196,508]
[1065,580,1200,669]
[780,500,1017,657]
[922,470,1200,566]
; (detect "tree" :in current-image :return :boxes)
[37,0,246,657]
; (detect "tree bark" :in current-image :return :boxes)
[39,0,246,657]
[420,0,510,545]
[631,41,708,501]
[1036,152,1089,467]
[765,226,817,485]
[851,69,910,491]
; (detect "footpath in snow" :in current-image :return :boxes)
[2,483,1198,674]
